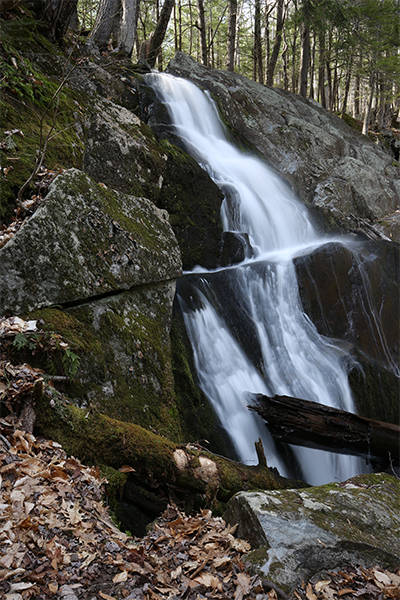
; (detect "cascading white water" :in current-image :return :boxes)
[147,72,368,485]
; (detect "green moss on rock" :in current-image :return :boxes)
[0,18,85,221]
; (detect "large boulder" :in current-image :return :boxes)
[0,169,185,434]
[0,169,181,314]
[224,473,400,593]
[82,93,224,271]
[166,53,400,239]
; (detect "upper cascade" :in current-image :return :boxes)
[147,72,318,256]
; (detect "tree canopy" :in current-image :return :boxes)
[14,0,400,132]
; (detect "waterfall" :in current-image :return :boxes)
[147,72,368,485]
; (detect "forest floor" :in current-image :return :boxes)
[1,422,400,600]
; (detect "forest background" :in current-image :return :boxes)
[2,0,399,139]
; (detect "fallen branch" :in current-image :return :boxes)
[248,393,400,466]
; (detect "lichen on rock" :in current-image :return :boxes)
[224,473,400,593]
[0,168,182,315]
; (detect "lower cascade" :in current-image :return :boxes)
[147,72,369,485]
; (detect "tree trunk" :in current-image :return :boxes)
[298,22,310,97]
[34,393,298,512]
[290,1,298,93]
[332,62,338,111]
[254,0,263,83]
[326,58,332,111]
[362,70,375,135]
[42,0,79,43]
[188,0,193,56]
[282,35,289,90]
[249,393,400,466]
[146,0,175,68]
[226,0,237,71]
[340,57,353,117]
[209,5,214,67]
[266,0,284,86]
[89,0,120,49]
[308,31,315,99]
[196,0,208,65]
[318,32,326,108]
[264,0,270,76]
[116,0,139,56]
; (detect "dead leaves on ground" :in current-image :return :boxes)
[0,427,266,599]
[0,424,399,599]
[0,426,130,599]
[294,565,400,600]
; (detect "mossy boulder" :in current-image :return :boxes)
[82,94,224,271]
[224,473,400,593]
[0,168,181,314]
[30,281,180,435]
[0,17,85,222]
[0,167,183,434]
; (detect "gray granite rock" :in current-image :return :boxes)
[0,169,181,315]
[224,473,400,593]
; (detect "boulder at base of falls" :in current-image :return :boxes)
[223,473,400,594]
[166,52,400,240]
[294,239,400,425]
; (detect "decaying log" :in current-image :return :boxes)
[248,393,400,466]
[34,393,303,511]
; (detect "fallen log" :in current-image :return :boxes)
[33,391,305,515]
[248,393,400,466]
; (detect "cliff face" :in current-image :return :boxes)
[0,20,228,453]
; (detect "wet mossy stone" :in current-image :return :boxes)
[0,18,85,222]
[225,473,400,593]
[30,279,180,437]
[82,92,224,271]
[0,169,182,314]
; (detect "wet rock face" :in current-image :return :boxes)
[224,473,400,593]
[83,91,224,271]
[294,240,399,372]
[294,239,400,423]
[166,52,400,239]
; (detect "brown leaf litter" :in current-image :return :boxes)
[0,425,265,599]
[1,425,399,600]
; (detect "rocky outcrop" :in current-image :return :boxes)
[0,169,184,433]
[166,53,400,240]
[224,473,400,593]
[81,90,224,271]
[0,169,181,314]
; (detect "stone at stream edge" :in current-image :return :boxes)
[223,473,400,593]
